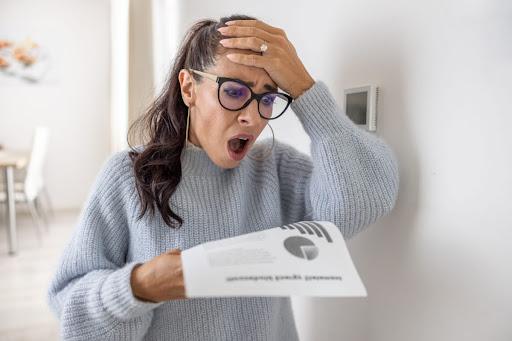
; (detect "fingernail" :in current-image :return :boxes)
[217,27,227,32]
[219,39,227,45]
[225,21,235,25]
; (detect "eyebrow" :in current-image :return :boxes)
[242,80,278,92]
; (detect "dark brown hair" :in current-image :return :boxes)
[127,14,257,228]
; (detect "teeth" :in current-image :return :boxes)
[239,137,248,141]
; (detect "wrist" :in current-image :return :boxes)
[130,263,158,303]
[291,76,315,99]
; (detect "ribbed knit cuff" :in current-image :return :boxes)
[291,81,356,142]
[100,261,164,321]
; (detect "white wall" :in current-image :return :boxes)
[176,0,512,340]
[0,0,111,210]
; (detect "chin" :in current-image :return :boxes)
[221,143,251,168]
[209,155,239,170]
[220,159,241,169]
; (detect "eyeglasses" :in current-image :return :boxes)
[189,69,292,120]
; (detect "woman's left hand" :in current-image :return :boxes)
[218,19,315,99]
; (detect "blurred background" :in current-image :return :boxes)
[0,0,511,340]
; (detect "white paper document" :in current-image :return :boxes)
[182,221,367,298]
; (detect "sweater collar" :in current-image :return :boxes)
[180,141,233,177]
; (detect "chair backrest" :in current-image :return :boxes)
[24,126,50,201]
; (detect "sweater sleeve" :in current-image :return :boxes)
[46,151,164,340]
[277,81,399,239]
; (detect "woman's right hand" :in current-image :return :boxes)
[130,248,186,303]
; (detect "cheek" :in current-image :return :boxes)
[200,114,221,138]
[257,122,268,136]
[196,95,231,143]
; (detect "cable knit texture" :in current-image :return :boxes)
[47,81,400,340]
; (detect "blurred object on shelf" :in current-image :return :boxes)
[0,37,50,83]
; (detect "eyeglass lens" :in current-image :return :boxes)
[219,80,289,119]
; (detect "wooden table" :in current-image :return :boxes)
[0,150,29,255]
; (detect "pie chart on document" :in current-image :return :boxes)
[283,236,319,260]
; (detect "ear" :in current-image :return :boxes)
[178,69,196,107]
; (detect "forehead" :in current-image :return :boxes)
[206,48,278,90]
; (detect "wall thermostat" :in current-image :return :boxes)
[344,85,379,132]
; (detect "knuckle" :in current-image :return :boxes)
[277,35,287,44]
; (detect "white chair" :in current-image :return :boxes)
[0,127,51,242]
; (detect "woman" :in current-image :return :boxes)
[47,14,399,341]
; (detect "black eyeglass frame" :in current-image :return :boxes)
[189,68,293,120]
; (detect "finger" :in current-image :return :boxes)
[219,37,266,53]
[225,53,268,69]
[166,248,182,254]
[225,19,285,37]
[217,26,276,43]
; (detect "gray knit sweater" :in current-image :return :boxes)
[47,81,399,340]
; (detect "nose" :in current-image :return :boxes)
[237,98,261,126]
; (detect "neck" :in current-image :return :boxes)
[186,139,201,149]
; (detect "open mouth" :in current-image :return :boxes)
[227,136,251,161]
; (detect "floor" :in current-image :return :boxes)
[0,209,78,341]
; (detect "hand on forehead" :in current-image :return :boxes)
[208,49,277,92]
[217,19,315,99]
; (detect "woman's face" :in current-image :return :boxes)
[179,50,278,169]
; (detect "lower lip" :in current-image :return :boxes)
[227,140,250,161]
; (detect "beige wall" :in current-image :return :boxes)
[128,0,155,145]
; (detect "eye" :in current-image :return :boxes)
[261,94,276,106]
[223,87,247,98]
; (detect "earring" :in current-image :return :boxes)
[248,123,275,161]
[185,107,194,147]
[185,107,202,149]
[185,107,191,146]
